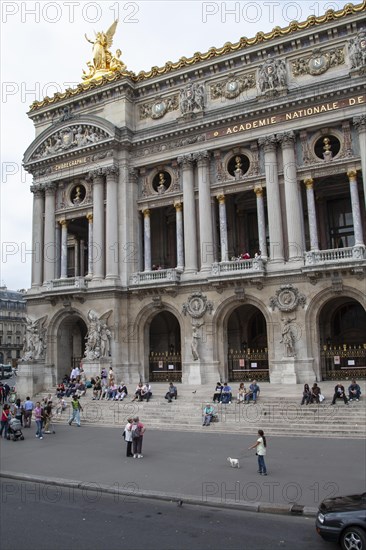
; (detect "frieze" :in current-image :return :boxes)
[258,56,287,96]
[139,95,179,120]
[349,30,366,73]
[31,125,111,161]
[291,47,345,77]
[210,72,256,100]
[269,284,306,312]
[136,134,206,158]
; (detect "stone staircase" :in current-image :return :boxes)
[41,382,366,439]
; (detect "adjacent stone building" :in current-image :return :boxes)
[0,287,27,366]
[21,3,366,395]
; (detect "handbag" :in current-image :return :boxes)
[319,394,325,402]
[122,430,126,438]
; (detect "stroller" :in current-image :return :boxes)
[7,418,24,441]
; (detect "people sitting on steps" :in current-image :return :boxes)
[202,402,215,426]
[131,383,143,402]
[244,380,260,404]
[237,382,247,404]
[213,382,223,403]
[311,382,321,404]
[141,383,152,402]
[301,383,312,405]
[220,382,232,404]
[348,380,361,401]
[331,382,349,405]
[165,382,178,403]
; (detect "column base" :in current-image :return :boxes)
[182,362,203,385]
[270,358,317,384]
[82,358,111,380]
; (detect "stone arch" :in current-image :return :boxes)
[47,308,88,382]
[133,302,184,382]
[305,286,366,380]
[213,295,272,381]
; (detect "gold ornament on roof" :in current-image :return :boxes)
[82,20,126,81]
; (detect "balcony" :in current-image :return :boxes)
[44,277,88,291]
[304,245,366,270]
[210,258,266,279]
[129,268,182,287]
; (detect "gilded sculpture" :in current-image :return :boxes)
[82,20,126,81]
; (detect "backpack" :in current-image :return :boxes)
[132,425,141,439]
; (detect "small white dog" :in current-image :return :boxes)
[227,457,240,468]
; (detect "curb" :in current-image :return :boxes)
[0,471,318,517]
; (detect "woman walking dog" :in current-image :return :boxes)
[248,429,267,476]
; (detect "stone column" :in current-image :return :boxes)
[217,194,228,262]
[90,170,105,281]
[143,209,151,271]
[178,154,198,273]
[80,239,85,277]
[30,185,44,287]
[86,213,93,277]
[278,131,304,260]
[74,240,79,277]
[254,185,268,259]
[353,115,366,207]
[174,202,184,269]
[347,169,364,245]
[258,135,284,261]
[43,183,56,283]
[303,178,319,251]
[195,150,214,271]
[105,166,119,280]
[55,222,61,279]
[60,219,68,278]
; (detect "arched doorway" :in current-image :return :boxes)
[149,311,181,382]
[227,305,268,382]
[57,315,87,381]
[319,298,366,380]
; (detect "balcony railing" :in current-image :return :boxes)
[129,268,182,286]
[45,277,88,291]
[304,245,366,266]
[211,258,266,277]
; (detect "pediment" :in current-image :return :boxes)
[23,116,117,165]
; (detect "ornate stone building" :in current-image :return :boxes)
[21,4,366,394]
[0,287,27,366]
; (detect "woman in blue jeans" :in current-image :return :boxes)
[248,429,267,475]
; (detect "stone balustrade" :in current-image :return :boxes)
[129,268,182,286]
[211,258,266,276]
[304,245,366,266]
[45,277,88,290]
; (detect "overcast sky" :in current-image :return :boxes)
[0,0,352,290]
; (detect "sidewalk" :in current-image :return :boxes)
[1,423,365,515]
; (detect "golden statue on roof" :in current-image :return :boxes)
[82,20,126,81]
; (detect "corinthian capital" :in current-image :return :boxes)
[353,115,366,132]
[30,184,44,197]
[193,150,210,165]
[258,134,277,152]
[105,165,120,178]
[277,130,296,147]
[177,153,194,168]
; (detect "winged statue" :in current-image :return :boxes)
[21,315,48,361]
[84,309,113,359]
[83,20,126,80]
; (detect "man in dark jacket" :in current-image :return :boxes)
[331,383,348,405]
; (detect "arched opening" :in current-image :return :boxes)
[227,305,268,381]
[319,298,366,380]
[56,315,87,382]
[149,311,181,382]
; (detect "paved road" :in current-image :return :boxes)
[1,424,365,508]
[0,478,337,550]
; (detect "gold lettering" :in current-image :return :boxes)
[226,128,232,134]
[286,113,292,121]
[271,116,276,124]
[239,125,246,131]
[252,121,258,128]
[313,106,320,114]
[333,102,338,109]
[320,105,327,112]
[349,98,356,106]
[259,119,267,126]
[232,126,238,133]
[358,96,365,104]
[246,122,252,130]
